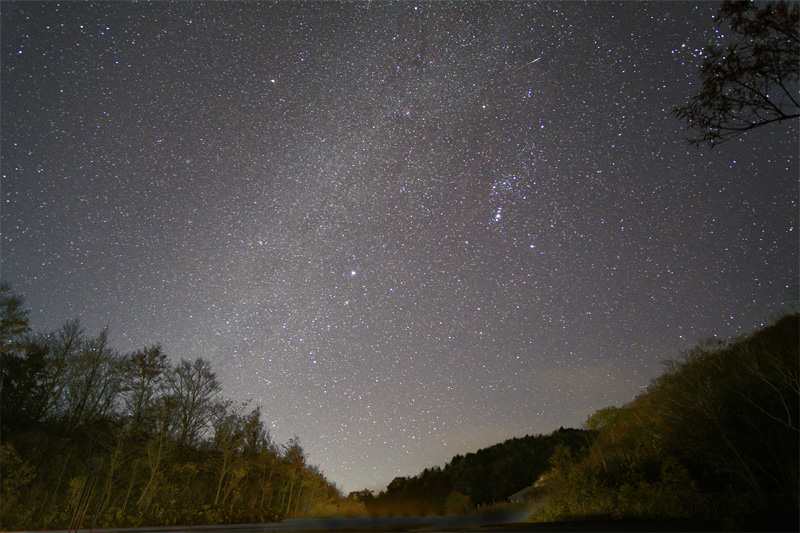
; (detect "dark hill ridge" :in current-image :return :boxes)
[3,272,797,530]
[528,313,799,528]
[364,313,799,530]
[366,427,593,516]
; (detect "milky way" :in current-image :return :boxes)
[2,1,797,494]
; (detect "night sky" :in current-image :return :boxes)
[2,1,797,494]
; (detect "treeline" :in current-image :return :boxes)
[3,278,797,529]
[0,283,362,530]
[355,313,799,529]
[353,428,591,516]
[530,312,799,527]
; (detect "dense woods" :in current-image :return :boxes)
[358,428,591,517]
[0,283,361,530]
[529,312,799,528]
[357,312,798,529]
[2,279,798,530]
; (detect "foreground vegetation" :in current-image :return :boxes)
[354,427,591,516]
[2,280,797,530]
[355,312,798,529]
[528,312,798,528]
[0,283,363,530]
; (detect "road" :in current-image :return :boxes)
[25,512,730,533]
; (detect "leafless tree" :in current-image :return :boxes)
[673,1,799,147]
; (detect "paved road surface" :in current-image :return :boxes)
[21,512,752,533]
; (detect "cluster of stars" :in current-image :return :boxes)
[2,2,796,494]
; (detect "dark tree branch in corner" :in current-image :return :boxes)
[672,0,799,148]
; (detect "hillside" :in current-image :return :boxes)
[363,427,592,516]
[2,275,797,530]
[530,313,799,528]
[0,283,359,529]
[360,313,799,530]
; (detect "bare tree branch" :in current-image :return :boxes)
[672,1,799,148]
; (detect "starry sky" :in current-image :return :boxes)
[2,1,797,495]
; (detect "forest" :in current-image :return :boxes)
[355,427,590,517]
[0,283,365,529]
[527,311,799,529]
[355,311,799,530]
[2,0,798,529]
[2,280,798,531]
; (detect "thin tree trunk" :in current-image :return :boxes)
[260,461,274,511]
[100,436,125,511]
[282,475,294,516]
[293,484,304,515]
[137,433,165,511]
[214,453,229,506]
[221,466,241,508]
[121,460,138,519]
[45,450,72,527]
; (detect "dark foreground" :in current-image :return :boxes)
[25,510,798,533]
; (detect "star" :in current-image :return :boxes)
[1,0,796,496]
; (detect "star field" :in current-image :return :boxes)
[2,2,797,494]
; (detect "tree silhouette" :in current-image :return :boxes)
[0,283,353,529]
[168,357,221,447]
[673,0,799,147]
[0,283,32,423]
[120,344,170,433]
[0,282,29,355]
